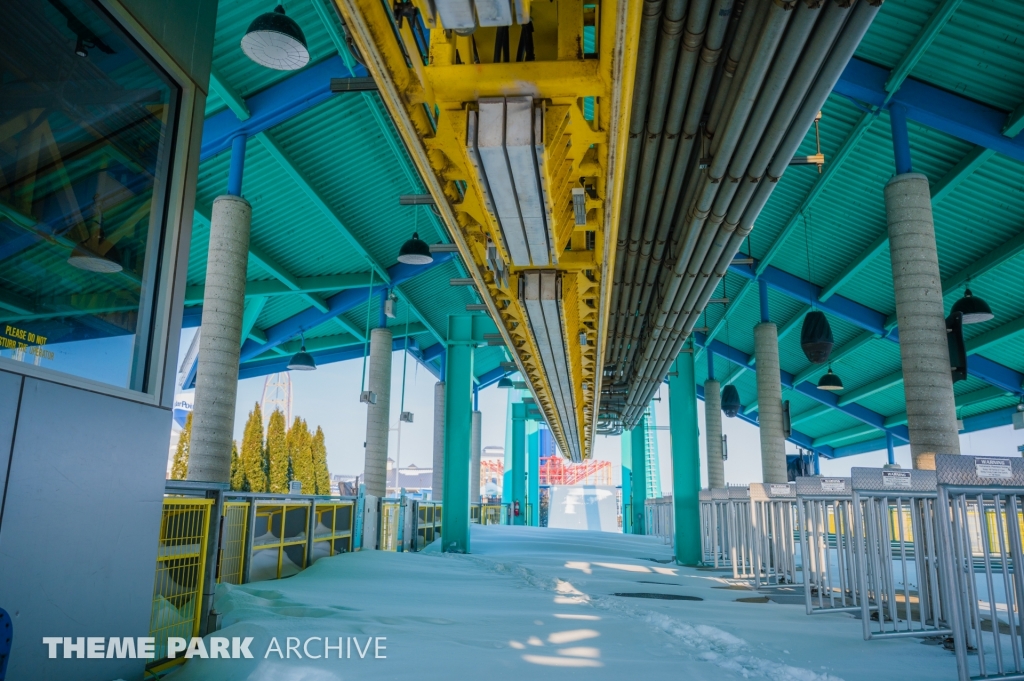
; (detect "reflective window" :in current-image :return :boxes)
[0,0,179,390]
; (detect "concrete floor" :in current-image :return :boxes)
[167,525,957,681]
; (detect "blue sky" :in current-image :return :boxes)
[174,328,1024,491]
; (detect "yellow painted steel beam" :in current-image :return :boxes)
[332,0,641,460]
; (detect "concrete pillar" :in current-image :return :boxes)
[188,195,251,482]
[669,352,701,565]
[470,411,482,502]
[362,327,393,498]
[885,173,960,469]
[527,424,540,526]
[704,379,725,488]
[630,413,650,534]
[754,322,788,484]
[511,402,527,525]
[620,431,633,534]
[432,381,445,500]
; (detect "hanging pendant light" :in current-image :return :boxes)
[497,377,514,388]
[817,365,844,391]
[398,232,433,265]
[800,310,834,364]
[241,5,310,71]
[721,384,741,418]
[950,284,994,324]
[288,334,316,371]
[67,197,122,273]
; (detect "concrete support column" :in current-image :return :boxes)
[669,352,701,565]
[511,402,527,525]
[527,425,539,526]
[432,381,445,500]
[188,195,251,482]
[630,413,650,534]
[885,173,960,469]
[441,341,473,552]
[470,411,482,503]
[620,432,633,534]
[362,327,393,498]
[754,322,788,484]
[704,379,725,489]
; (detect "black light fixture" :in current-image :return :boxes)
[398,232,433,265]
[721,384,741,418]
[800,310,834,364]
[946,311,968,383]
[241,5,310,71]
[817,365,844,391]
[287,334,316,371]
[951,281,994,325]
[497,377,514,389]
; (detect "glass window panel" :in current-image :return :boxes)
[0,0,180,391]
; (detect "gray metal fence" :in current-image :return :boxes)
[727,486,755,579]
[851,467,950,641]
[936,454,1024,681]
[797,476,863,615]
[749,482,799,589]
[645,496,674,545]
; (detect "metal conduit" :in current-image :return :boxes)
[614,0,882,428]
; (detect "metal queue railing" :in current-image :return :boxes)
[728,486,755,579]
[644,497,674,546]
[936,455,1024,681]
[797,476,864,616]
[851,467,951,642]
[749,482,800,589]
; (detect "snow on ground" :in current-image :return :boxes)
[167,525,955,681]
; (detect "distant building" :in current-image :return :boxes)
[386,458,433,496]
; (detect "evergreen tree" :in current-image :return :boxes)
[170,411,192,480]
[311,426,331,494]
[229,440,246,491]
[288,417,316,494]
[240,403,268,492]
[266,409,290,493]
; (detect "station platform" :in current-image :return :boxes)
[166,526,953,680]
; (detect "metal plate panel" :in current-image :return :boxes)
[851,466,937,492]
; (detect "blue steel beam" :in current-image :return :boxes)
[692,331,911,444]
[201,56,367,161]
[836,58,1024,163]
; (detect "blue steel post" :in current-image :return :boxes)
[227,134,246,196]
[813,450,821,475]
[886,431,896,466]
[889,103,913,174]
[440,315,494,553]
[630,413,650,534]
[707,347,715,381]
[759,278,770,323]
[511,402,527,525]
[669,351,702,565]
[620,434,633,533]
[528,424,540,526]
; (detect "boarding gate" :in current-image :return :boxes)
[796,476,863,616]
[749,482,800,589]
[850,467,951,642]
[935,455,1024,681]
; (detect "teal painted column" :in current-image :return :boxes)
[630,413,650,534]
[669,351,702,565]
[527,424,540,526]
[620,434,633,533]
[441,314,495,553]
[503,389,516,503]
[510,402,527,525]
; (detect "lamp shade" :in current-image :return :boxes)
[287,345,316,371]
[721,384,741,418]
[67,237,122,273]
[800,310,834,364]
[398,232,433,265]
[241,6,310,71]
[950,287,994,324]
[817,367,844,391]
[497,377,513,388]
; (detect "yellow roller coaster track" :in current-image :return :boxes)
[333,0,642,461]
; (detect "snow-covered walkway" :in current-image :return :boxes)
[168,525,955,680]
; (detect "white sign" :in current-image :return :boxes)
[820,478,846,493]
[769,484,791,496]
[882,470,912,490]
[975,457,1013,480]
